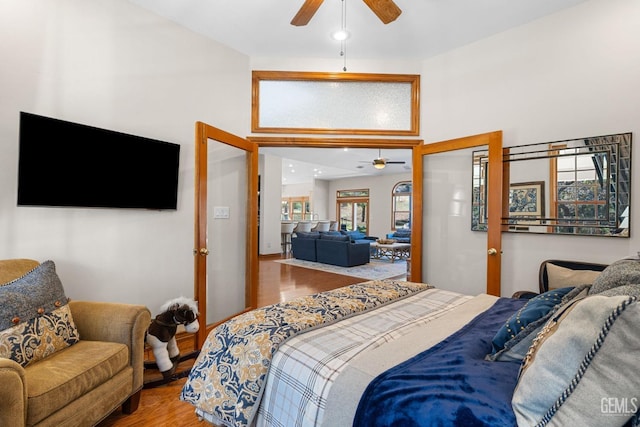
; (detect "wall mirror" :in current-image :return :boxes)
[472,132,632,237]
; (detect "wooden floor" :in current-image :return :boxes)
[98,253,365,426]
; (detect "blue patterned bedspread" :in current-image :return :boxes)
[180,280,432,427]
[353,297,527,427]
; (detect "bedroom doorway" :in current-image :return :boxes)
[248,136,423,277]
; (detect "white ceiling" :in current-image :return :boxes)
[128,0,588,62]
[127,0,589,183]
[261,146,412,184]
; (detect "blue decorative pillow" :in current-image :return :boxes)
[486,286,577,362]
[341,230,366,241]
[0,260,79,367]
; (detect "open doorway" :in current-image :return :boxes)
[248,136,423,298]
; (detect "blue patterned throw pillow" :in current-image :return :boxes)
[0,260,79,367]
[486,286,578,362]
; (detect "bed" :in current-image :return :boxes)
[181,266,640,427]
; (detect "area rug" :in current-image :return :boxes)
[275,258,407,281]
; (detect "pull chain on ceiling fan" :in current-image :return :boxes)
[291,0,401,26]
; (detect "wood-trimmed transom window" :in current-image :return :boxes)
[252,71,420,136]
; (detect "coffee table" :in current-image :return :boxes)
[370,242,411,263]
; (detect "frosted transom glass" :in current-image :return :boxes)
[258,80,413,132]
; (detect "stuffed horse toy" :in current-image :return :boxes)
[146,296,199,379]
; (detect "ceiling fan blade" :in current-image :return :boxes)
[386,161,406,164]
[291,0,324,26]
[362,0,402,24]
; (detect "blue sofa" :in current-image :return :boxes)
[291,232,371,267]
[386,229,411,243]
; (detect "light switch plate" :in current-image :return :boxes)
[213,206,230,219]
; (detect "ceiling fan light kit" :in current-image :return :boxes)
[331,29,349,41]
[292,0,401,71]
[360,149,407,170]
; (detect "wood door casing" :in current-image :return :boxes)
[194,122,258,349]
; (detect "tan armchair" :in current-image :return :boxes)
[0,259,151,427]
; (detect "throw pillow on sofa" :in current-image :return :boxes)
[0,260,79,367]
[341,230,367,242]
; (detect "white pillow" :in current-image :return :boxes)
[545,263,601,290]
[512,295,639,427]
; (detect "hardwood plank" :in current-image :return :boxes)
[99,254,362,426]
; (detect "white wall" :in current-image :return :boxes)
[420,0,640,296]
[329,173,412,239]
[312,180,330,220]
[259,153,283,255]
[3,0,638,311]
[0,0,251,317]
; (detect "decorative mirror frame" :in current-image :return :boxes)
[472,132,632,237]
[251,71,420,136]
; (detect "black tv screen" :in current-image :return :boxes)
[18,112,180,210]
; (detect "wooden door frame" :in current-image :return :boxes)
[416,131,503,296]
[248,136,423,280]
[194,122,259,348]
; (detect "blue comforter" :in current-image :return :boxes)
[354,297,527,427]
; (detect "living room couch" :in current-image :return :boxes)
[386,229,411,243]
[0,259,151,427]
[291,232,371,267]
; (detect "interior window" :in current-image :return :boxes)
[281,197,311,220]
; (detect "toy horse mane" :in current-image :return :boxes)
[159,296,199,316]
[148,296,200,341]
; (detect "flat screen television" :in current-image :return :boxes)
[17,112,180,210]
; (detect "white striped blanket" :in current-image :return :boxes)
[180,279,434,427]
[254,287,472,427]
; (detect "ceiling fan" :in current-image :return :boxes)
[291,0,402,26]
[360,149,406,169]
